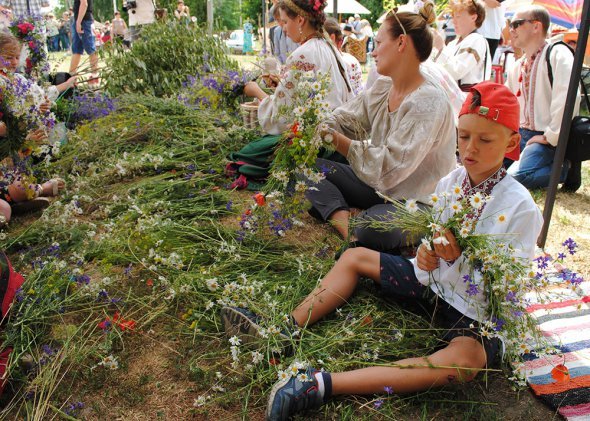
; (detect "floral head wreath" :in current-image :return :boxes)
[281,0,325,21]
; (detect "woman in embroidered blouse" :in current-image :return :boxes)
[433,0,491,92]
[309,2,457,254]
[242,0,353,135]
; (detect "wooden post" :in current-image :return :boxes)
[537,0,590,248]
[207,0,214,35]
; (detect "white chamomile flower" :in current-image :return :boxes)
[452,184,462,195]
[460,227,470,238]
[205,278,219,291]
[469,192,484,209]
[278,370,290,380]
[421,238,432,251]
[405,199,418,213]
[293,106,304,116]
[429,193,440,206]
[450,201,462,214]
[297,372,310,382]
[229,336,241,346]
[496,214,507,224]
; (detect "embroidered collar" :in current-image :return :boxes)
[461,166,507,197]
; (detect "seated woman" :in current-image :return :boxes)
[307,2,457,254]
[433,0,491,92]
[228,0,353,187]
[323,18,363,96]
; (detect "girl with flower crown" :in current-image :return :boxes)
[243,0,352,134]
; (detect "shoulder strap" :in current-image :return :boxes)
[545,41,589,110]
[546,41,574,87]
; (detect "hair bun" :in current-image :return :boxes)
[416,0,436,25]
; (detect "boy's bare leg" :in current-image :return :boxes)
[291,247,381,327]
[331,336,488,395]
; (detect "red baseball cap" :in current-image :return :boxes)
[459,81,520,133]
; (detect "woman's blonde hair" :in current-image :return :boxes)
[0,32,21,55]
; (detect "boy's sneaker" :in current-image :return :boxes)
[266,367,325,421]
[220,306,295,356]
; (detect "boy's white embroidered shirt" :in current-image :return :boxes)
[412,166,543,322]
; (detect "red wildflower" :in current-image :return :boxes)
[253,193,265,206]
[17,22,34,34]
[146,278,154,287]
[551,364,570,382]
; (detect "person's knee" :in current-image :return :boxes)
[0,200,11,224]
[444,337,487,382]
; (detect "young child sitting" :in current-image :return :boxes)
[0,32,77,105]
[221,81,543,420]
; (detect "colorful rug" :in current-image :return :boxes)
[522,278,590,420]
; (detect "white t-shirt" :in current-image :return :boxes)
[478,4,505,40]
[412,167,543,322]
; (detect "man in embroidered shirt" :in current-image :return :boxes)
[505,5,580,190]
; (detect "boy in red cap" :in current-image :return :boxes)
[222,82,543,421]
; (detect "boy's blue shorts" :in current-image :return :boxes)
[379,253,500,366]
[71,20,96,55]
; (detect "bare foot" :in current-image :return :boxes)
[40,178,66,197]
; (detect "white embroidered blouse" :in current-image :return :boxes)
[257,37,353,135]
[323,73,457,203]
[435,32,492,87]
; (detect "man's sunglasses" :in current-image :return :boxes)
[510,19,538,29]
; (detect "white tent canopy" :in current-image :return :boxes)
[324,0,371,15]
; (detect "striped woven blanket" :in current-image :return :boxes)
[523,280,590,420]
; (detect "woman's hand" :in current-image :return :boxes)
[243,81,269,101]
[432,229,461,263]
[417,243,439,272]
[432,29,445,53]
[26,128,47,143]
[261,73,280,88]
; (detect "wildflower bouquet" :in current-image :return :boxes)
[268,70,333,195]
[9,17,49,77]
[357,189,583,365]
[178,69,256,111]
[0,71,57,159]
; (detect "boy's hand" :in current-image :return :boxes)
[417,244,439,272]
[432,229,461,263]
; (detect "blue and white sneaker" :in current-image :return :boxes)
[220,306,294,355]
[266,367,325,420]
